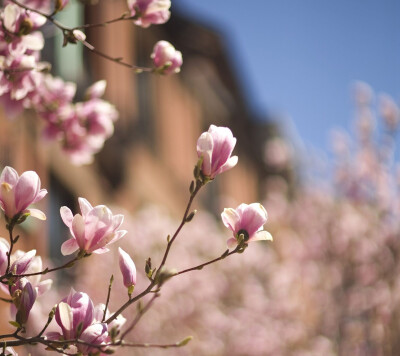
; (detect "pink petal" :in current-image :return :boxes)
[14,171,40,212]
[60,206,73,227]
[0,166,18,185]
[217,155,238,175]
[227,237,237,248]
[197,132,213,176]
[251,230,273,242]
[221,208,240,233]
[71,214,85,249]
[78,197,93,217]
[26,208,46,220]
[61,238,79,256]
[36,279,53,296]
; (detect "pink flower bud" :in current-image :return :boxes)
[55,289,94,339]
[72,29,86,42]
[151,40,183,75]
[118,247,136,288]
[197,125,238,179]
[11,278,37,325]
[60,198,127,256]
[85,80,106,100]
[221,203,273,248]
[0,166,47,221]
[127,0,171,28]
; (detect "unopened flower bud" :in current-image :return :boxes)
[72,29,86,42]
[118,248,136,291]
[151,40,182,75]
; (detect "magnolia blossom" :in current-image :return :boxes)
[35,74,76,124]
[60,197,127,255]
[54,289,94,340]
[11,277,37,325]
[118,247,136,289]
[0,54,42,99]
[221,203,273,248]
[127,0,171,28]
[78,323,109,354]
[44,81,118,165]
[197,125,238,179]
[151,40,182,75]
[0,166,47,220]
[2,3,46,34]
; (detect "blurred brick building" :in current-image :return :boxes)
[0,1,291,327]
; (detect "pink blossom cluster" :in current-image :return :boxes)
[0,244,52,327]
[47,289,126,355]
[70,88,400,356]
[0,0,183,165]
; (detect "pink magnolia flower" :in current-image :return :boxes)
[0,54,42,102]
[10,249,36,275]
[2,3,45,35]
[197,125,238,179]
[221,203,273,248]
[151,40,182,75]
[118,247,136,289]
[0,166,47,220]
[127,0,171,28]
[78,323,109,355]
[54,289,94,340]
[51,93,118,165]
[35,74,76,124]
[60,197,127,255]
[11,277,37,325]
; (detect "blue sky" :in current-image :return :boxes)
[175,0,400,156]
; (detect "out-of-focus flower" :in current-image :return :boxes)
[25,255,52,296]
[11,277,37,325]
[379,93,399,130]
[53,94,118,165]
[54,289,94,340]
[0,54,42,102]
[2,4,45,35]
[151,40,182,75]
[197,125,238,180]
[0,166,47,221]
[221,203,273,248]
[85,80,106,100]
[60,197,127,255]
[94,303,126,329]
[34,74,76,124]
[0,237,9,275]
[127,0,171,28]
[118,247,136,289]
[78,323,109,355]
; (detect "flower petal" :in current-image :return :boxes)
[251,230,273,242]
[61,238,79,256]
